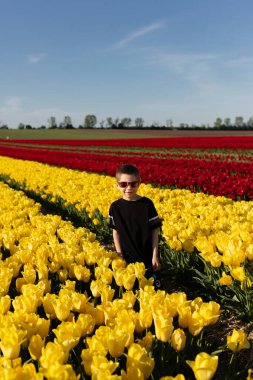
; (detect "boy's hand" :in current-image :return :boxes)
[152,255,161,272]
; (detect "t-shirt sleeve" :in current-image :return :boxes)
[108,204,116,229]
[148,200,162,230]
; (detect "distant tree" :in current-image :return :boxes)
[25,125,33,129]
[234,116,244,128]
[48,117,57,129]
[111,118,120,129]
[247,116,253,128]
[223,118,231,128]
[120,117,132,128]
[60,115,73,129]
[39,125,46,129]
[166,119,173,128]
[84,114,97,129]
[114,118,120,127]
[0,124,8,129]
[151,121,159,128]
[18,123,25,130]
[106,117,113,128]
[134,117,144,128]
[213,117,223,129]
[99,120,105,129]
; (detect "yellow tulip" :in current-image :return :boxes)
[154,314,174,342]
[81,348,93,376]
[186,352,218,380]
[231,267,247,282]
[137,331,154,351]
[134,262,146,278]
[98,302,118,326]
[219,272,233,286]
[53,297,72,321]
[86,303,105,325]
[171,329,186,352]
[91,355,119,377]
[122,272,136,291]
[190,297,203,311]
[121,366,145,380]
[227,329,250,352]
[0,356,21,368]
[12,294,39,314]
[113,268,125,286]
[92,218,100,226]
[0,295,11,315]
[0,267,13,296]
[182,239,195,253]
[28,334,44,360]
[90,280,103,298]
[164,292,187,318]
[76,313,95,337]
[22,264,36,283]
[0,327,26,359]
[107,328,128,357]
[126,343,154,379]
[122,291,136,309]
[95,266,113,285]
[36,317,50,339]
[40,342,68,369]
[53,321,80,351]
[198,301,220,326]
[85,335,108,356]
[209,252,222,267]
[43,293,57,318]
[139,306,153,329]
[114,310,135,347]
[73,264,91,282]
[188,311,205,336]
[101,286,115,303]
[41,362,78,380]
[177,304,191,329]
[111,258,126,272]
[71,292,87,313]
[58,268,69,282]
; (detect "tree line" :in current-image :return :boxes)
[1,115,253,130]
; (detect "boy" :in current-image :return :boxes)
[108,164,162,282]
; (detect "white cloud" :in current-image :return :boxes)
[0,96,24,112]
[26,53,46,64]
[223,57,253,68]
[112,21,165,49]
[143,49,217,73]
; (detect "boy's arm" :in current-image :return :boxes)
[151,228,161,271]
[112,229,123,257]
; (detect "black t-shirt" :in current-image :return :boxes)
[108,196,162,269]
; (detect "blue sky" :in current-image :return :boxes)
[1,0,253,128]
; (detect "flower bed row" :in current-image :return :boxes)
[3,136,253,149]
[0,181,243,379]
[1,156,253,321]
[0,145,253,199]
[2,141,253,163]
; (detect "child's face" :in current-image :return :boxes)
[116,173,140,200]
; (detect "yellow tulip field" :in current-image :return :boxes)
[0,155,252,379]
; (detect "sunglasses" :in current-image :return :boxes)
[117,181,139,188]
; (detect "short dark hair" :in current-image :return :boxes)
[116,164,140,179]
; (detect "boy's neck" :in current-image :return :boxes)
[122,194,141,201]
